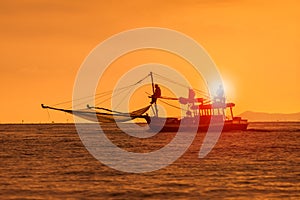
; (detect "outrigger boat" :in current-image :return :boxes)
[42,72,248,132]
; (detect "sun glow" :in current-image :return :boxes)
[221,77,236,102]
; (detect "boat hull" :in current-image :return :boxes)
[147,117,248,132]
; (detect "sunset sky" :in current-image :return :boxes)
[0,0,299,123]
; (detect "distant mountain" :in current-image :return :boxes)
[238,111,300,122]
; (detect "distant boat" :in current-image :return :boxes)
[42,72,248,132]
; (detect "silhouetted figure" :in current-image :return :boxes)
[150,84,161,104]
[188,88,195,101]
[216,85,225,103]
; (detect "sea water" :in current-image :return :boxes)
[1,122,299,199]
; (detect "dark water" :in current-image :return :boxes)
[1,122,299,199]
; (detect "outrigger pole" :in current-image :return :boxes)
[150,72,158,117]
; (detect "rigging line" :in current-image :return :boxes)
[193,86,211,95]
[95,87,133,105]
[112,87,134,111]
[51,90,113,107]
[193,88,211,96]
[150,104,156,116]
[153,72,198,92]
[52,74,150,108]
[95,74,150,107]
[94,86,129,101]
[85,74,150,104]
[158,98,189,112]
[88,106,125,114]
[153,73,189,89]
[95,85,134,106]
[52,86,130,107]
[46,109,51,122]
[152,72,210,98]
[194,91,211,99]
[51,89,116,107]
[72,86,132,108]
[136,73,151,85]
[155,75,210,99]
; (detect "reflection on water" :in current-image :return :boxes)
[0,122,299,199]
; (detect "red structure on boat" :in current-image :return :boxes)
[147,72,248,132]
[147,102,248,132]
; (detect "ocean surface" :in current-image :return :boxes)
[1,122,299,199]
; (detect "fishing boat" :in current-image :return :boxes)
[41,72,248,132]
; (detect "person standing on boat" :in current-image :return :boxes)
[216,85,225,103]
[150,84,161,104]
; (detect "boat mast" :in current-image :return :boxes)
[230,106,234,120]
[150,72,155,94]
[150,72,158,117]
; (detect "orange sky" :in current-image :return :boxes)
[0,0,299,123]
